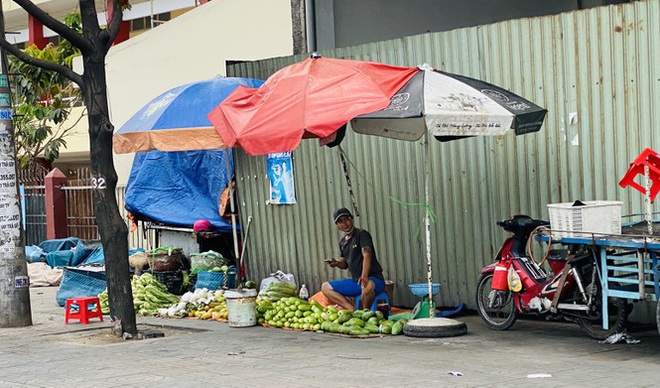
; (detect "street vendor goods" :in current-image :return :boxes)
[256,296,407,336]
[475,215,628,340]
[190,250,229,275]
[147,247,183,271]
[98,273,180,316]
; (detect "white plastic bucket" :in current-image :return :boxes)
[224,289,258,327]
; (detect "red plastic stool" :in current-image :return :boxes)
[65,296,104,324]
[619,148,660,202]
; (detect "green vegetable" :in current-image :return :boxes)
[361,311,376,320]
[391,321,404,335]
[345,318,365,327]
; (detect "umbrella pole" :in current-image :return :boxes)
[424,133,434,319]
[225,149,241,278]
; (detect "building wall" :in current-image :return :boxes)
[227,1,659,320]
[106,0,294,185]
[312,0,633,50]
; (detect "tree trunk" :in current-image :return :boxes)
[82,55,136,336]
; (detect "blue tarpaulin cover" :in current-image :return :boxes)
[38,237,79,253]
[125,150,235,232]
[120,77,264,232]
[56,268,107,307]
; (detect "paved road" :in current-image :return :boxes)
[0,287,658,387]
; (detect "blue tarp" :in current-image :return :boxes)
[46,250,75,268]
[25,245,46,263]
[56,268,107,307]
[125,150,235,232]
[38,237,79,253]
[121,77,265,232]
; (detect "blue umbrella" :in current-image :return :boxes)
[113,76,264,154]
[114,76,264,266]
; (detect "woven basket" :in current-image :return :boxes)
[147,247,183,271]
[195,267,236,291]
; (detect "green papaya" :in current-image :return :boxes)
[331,323,343,333]
[337,314,352,324]
[364,324,380,334]
[391,321,404,335]
[344,318,365,327]
[362,311,376,320]
[349,327,370,336]
[367,317,380,326]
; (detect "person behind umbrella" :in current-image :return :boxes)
[321,207,385,311]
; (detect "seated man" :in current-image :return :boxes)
[321,207,385,310]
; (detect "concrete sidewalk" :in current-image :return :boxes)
[0,286,658,388]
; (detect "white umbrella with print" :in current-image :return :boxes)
[350,64,547,322]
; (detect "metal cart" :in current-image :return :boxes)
[539,221,660,333]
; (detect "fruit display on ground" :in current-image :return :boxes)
[157,288,228,320]
[256,297,407,336]
[98,273,180,316]
[100,278,408,337]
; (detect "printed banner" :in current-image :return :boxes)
[267,152,296,205]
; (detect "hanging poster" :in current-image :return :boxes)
[267,152,296,205]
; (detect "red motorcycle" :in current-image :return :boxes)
[476,215,628,340]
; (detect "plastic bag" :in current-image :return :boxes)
[190,250,228,275]
[507,265,522,292]
[259,270,296,291]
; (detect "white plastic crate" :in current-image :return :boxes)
[547,200,622,239]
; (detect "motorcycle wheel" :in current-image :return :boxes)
[574,281,628,340]
[476,273,518,330]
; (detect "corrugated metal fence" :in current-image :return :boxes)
[228,2,660,309]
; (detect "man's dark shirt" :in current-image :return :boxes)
[339,228,383,281]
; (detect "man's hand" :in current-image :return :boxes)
[358,275,369,288]
[325,258,337,268]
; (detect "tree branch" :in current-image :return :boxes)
[13,0,93,53]
[102,0,124,51]
[0,39,84,90]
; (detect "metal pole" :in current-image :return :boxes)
[644,165,653,235]
[0,3,32,327]
[424,133,434,319]
[224,148,240,266]
[239,215,253,282]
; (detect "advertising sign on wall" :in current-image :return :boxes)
[267,152,296,205]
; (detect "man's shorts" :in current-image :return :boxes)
[328,277,385,297]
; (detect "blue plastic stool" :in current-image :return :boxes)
[355,292,391,315]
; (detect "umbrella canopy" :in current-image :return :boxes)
[350,65,547,316]
[350,65,547,141]
[113,76,264,154]
[207,56,419,156]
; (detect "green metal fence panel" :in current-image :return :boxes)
[229,2,660,309]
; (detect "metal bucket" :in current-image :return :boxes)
[224,289,258,327]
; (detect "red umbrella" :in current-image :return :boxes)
[207,55,418,156]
